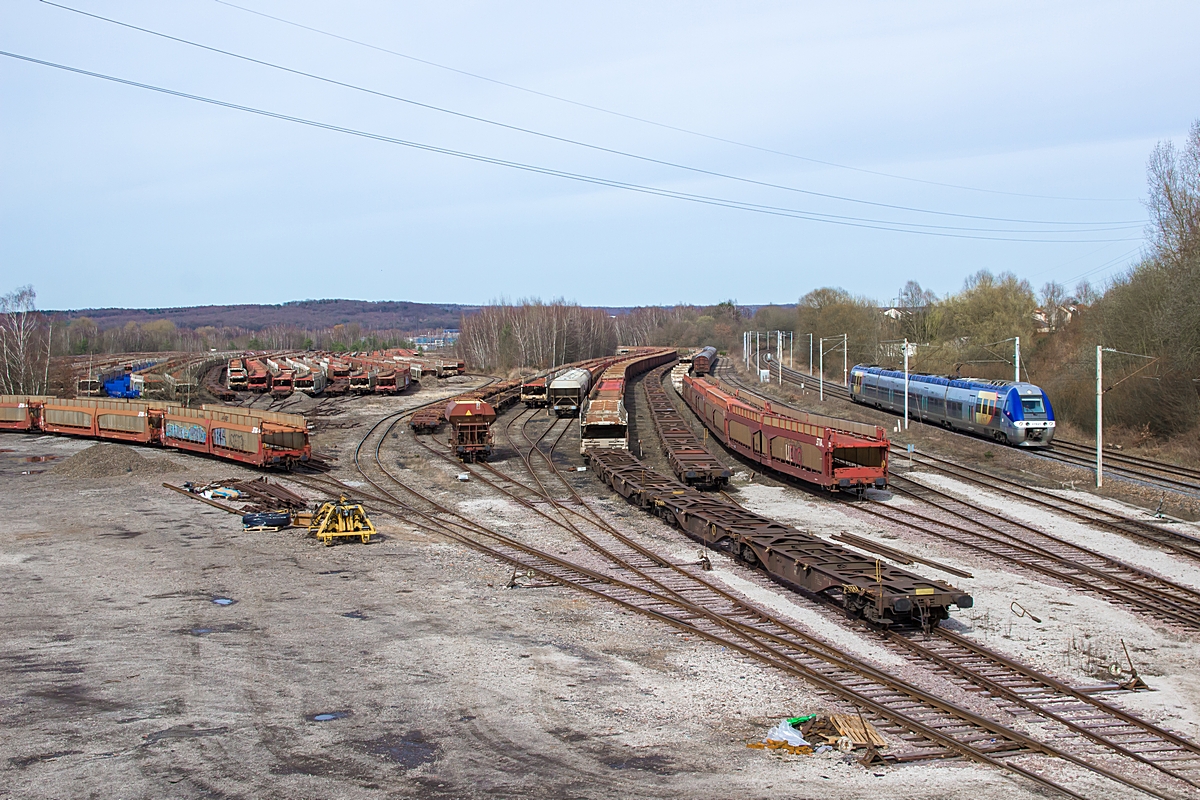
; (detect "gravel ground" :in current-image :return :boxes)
[0,378,1193,799]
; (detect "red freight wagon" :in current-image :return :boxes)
[445,399,496,462]
[682,376,888,494]
[0,395,53,431]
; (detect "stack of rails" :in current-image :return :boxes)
[683,372,889,494]
[691,345,717,376]
[642,362,731,488]
[586,448,971,625]
[204,364,237,401]
[579,349,676,453]
[0,396,312,468]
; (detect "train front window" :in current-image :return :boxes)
[1021,396,1046,418]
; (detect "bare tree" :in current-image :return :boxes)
[1040,281,1067,330]
[1145,120,1200,268]
[0,285,49,395]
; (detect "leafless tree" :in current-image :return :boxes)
[0,285,50,395]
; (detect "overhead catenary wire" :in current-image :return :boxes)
[208,0,1139,204]
[40,0,1145,232]
[0,50,1144,244]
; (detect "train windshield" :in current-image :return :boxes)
[1021,395,1047,418]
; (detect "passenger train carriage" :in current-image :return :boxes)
[849,365,1056,446]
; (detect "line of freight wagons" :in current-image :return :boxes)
[0,395,312,468]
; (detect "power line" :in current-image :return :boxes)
[209,0,1141,204]
[41,0,1143,231]
[0,49,1145,244]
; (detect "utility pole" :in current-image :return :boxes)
[843,333,848,387]
[789,331,793,369]
[1015,336,1021,382]
[808,333,813,376]
[755,331,760,375]
[777,328,787,383]
[1096,345,1103,488]
[903,338,910,430]
[819,338,824,401]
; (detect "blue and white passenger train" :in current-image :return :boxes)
[848,365,1056,447]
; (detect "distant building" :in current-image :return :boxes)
[413,329,460,348]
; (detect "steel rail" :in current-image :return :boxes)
[903,449,1200,560]
[346,404,1132,798]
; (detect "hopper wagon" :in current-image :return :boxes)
[446,399,496,462]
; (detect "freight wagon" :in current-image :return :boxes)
[691,346,717,376]
[247,359,271,392]
[446,399,496,462]
[289,359,327,395]
[270,370,295,398]
[849,365,1056,447]
[683,376,888,494]
[579,349,676,453]
[349,370,376,394]
[1,396,311,468]
[548,368,592,417]
[226,358,249,391]
[588,448,969,627]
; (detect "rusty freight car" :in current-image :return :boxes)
[446,399,496,462]
[1,397,311,469]
[579,349,676,453]
[588,448,969,626]
[691,346,717,376]
[682,376,888,494]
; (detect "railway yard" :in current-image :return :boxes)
[4,350,1200,799]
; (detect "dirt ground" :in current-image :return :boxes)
[1,376,1195,799]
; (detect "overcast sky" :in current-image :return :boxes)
[2,1,1197,311]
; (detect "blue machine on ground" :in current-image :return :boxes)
[102,361,157,399]
[848,365,1056,447]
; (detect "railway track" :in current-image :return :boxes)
[1049,439,1200,496]
[766,359,1200,498]
[714,363,1200,631]
[900,448,1200,563]
[644,365,1200,792]
[285,388,1200,799]
[725,361,1200,560]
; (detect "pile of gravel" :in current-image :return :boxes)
[50,443,184,479]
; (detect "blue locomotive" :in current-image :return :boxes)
[848,365,1056,447]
